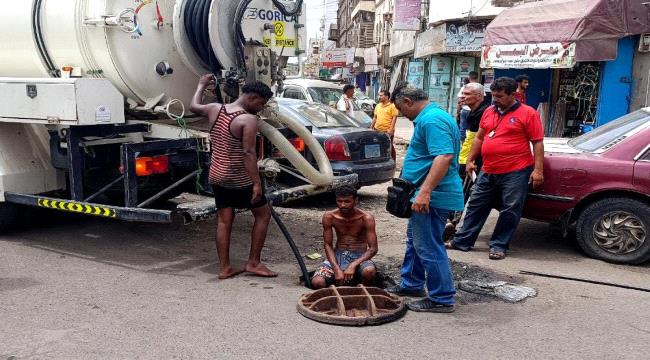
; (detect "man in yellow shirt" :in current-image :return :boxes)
[371,90,399,159]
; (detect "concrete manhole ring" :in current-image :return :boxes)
[297,285,407,326]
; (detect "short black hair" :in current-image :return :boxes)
[380,89,390,97]
[515,74,530,83]
[335,185,358,199]
[490,77,518,95]
[242,81,273,100]
[469,71,479,80]
[343,84,355,93]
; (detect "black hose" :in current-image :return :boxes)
[32,0,59,77]
[233,0,253,68]
[261,178,311,289]
[272,0,304,16]
[183,0,222,74]
[270,206,312,289]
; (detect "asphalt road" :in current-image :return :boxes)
[1,118,649,359]
[1,185,649,359]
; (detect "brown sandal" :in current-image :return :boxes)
[489,251,506,260]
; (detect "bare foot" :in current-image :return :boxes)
[245,262,278,277]
[218,267,245,279]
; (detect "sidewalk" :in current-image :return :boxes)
[394,116,413,141]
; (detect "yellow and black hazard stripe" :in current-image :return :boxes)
[37,198,117,218]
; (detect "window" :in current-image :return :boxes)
[283,87,306,100]
[569,109,650,153]
[307,87,360,110]
[640,146,650,161]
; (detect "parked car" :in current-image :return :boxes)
[354,91,376,117]
[279,79,373,127]
[523,109,650,264]
[270,98,395,187]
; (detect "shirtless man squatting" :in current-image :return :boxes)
[311,186,378,289]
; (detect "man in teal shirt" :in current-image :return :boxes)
[386,84,464,313]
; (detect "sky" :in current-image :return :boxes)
[304,0,337,42]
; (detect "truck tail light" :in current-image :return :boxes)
[132,155,170,177]
[151,155,169,174]
[324,136,351,161]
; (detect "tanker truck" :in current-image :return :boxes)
[0,0,356,231]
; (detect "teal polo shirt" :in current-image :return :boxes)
[402,102,465,211]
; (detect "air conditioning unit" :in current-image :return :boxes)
[639,33,650,52]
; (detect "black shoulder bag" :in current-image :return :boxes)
[386,172,426,219]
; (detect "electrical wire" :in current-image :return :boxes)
[133,0,153,36]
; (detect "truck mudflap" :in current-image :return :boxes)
[3,174,359,224]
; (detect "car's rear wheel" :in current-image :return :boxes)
[576,197,650,264]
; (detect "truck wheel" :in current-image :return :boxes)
[576,197,650,265]
[0,202,18,233]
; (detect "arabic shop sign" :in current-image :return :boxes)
[320,49,348,68]
[394,0,422,31]
[445,21,489,53]
[481,42,577,69]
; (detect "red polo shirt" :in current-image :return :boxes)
[480,102,543,174]
[514,91,526,105]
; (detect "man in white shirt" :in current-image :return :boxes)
[337,84,356,118]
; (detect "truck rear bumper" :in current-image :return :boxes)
[4,192,174,223]
[3,174,359,224]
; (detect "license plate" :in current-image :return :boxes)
[364,144,381,158]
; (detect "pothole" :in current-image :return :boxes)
[375,257,537,304]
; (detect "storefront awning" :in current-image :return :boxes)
[483,0,650,62]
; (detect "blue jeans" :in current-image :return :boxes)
[452,166,533,253]
[399,208,456,305]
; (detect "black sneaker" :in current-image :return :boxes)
[385,285,426,297]
[407,298,455,313]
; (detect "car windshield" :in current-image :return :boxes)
[307,87,360,110]
[286,102,359,128]
[569,110,650,152]
[355,92,370,100]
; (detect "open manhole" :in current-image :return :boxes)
[297,285,407,326]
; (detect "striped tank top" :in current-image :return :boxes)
[208,106,253,188]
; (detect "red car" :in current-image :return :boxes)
[523,109,650,264]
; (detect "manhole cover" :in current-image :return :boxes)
[297,285,407,326]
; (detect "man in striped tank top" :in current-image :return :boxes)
[191,75,276,279]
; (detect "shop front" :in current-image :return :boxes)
[413,19,491,114]
[482,0,649,137]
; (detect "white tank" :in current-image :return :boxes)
[0,0,305,108]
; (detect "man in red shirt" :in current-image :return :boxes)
[514,74,529,105]
[447,77,544,260]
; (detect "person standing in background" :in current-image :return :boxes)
[514,74,529,105]
[337,84,356,118]
[457,71,481,141]
[371,89,400,159]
